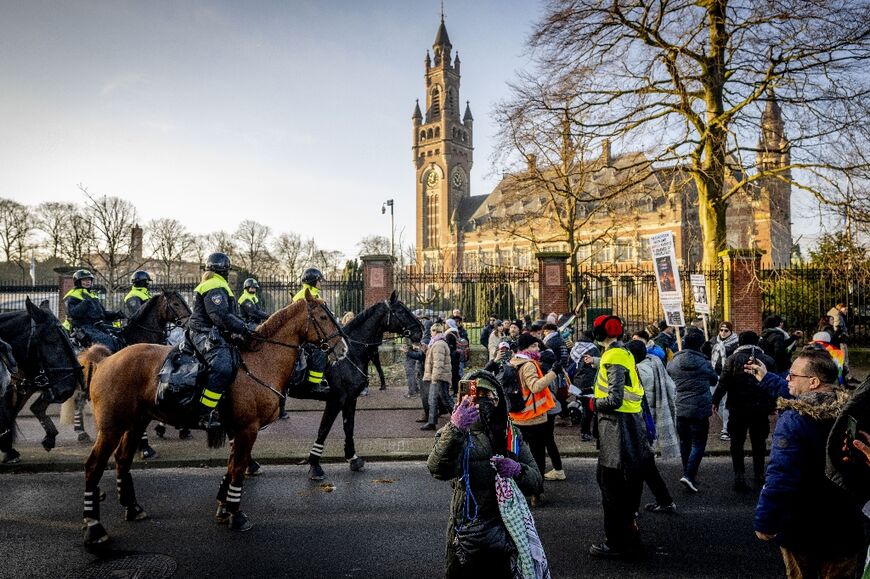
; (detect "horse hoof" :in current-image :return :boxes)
[1,450,21,464]
[308,464,325,480]
[83,520,110,547]
[41,436,56,452]
[77,432,92,444]
[349,457,366,472]
[245,460,261,477]
[154,424,166,439]
[124,503,149,522]
[179,429,192,440]
[229,511,253,532]
[214,505,230,525]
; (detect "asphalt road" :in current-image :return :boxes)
[0,457,783,579]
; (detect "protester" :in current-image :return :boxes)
[401,336,424,399]
[654,321,678,361]
[807,331,846,384]
[667,329,718,493]
[427,371,544,578]
[421,323,454,431]
[569,331,600,442]
[589,315,651,558]
[538,348,567,482]
[754,349,866,578]
[712,331,776,492]
[479,316,497,350]
[760,315,804,376]
[487,321,505,362]
[708,321,739,441]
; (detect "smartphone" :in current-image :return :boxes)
[458,379,477,398]
[749,348,757,365]
[846,415,858,445]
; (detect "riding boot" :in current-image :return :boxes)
[198,408,221,430]
[310,378,331,396]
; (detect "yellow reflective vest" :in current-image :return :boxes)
[238,292,259,306]
[594,346,644,413]
[124,286,151,304]
[195,274,234,298]
[292,283,320,302]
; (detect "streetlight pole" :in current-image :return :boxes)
[382,199,394,259]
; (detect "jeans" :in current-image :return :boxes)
[517,422,549,480]
[427,380,454,425]
[403,359,420,395]
[728,410,770,480]
[676,416,709,482]
[544,414,562,471]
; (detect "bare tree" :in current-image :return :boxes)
[79,185,142,302]
[35,201,77,260]
[233,220,273,274]
[0,198,34,276]
[61,208,93,266]
[356,235,390,256]
[147,218,195,278]
[529,0,870,266]
[205,231,236,258]
[272,232,306,279]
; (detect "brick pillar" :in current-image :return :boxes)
[536,251,569,318]
[58,274,74,321]
[719,249,764,333]
[361,254,395,309]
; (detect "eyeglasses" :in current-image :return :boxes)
[786,371,814,380]
[719,328,730,333]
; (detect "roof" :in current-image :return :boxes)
[434,18,451,48]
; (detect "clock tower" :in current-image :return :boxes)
[412,15,473,272]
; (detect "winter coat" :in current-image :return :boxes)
[755,389,866,557]
[826,380,870,507]
[708,332,739,375]
[667,349,718,419]
[427,421,541,574]
[543,331,569,366]
[423,336,452,384]
[636,356,679,459]
[760,327,797,373]
[712,345,777,416]
[509,355,557,427]
[569,340,600,394]
[479,324,493,348]
[595,342,653,473]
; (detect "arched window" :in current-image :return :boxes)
[430,86,441,118]
[447,88,456,114]
[427,128,433,139]
[420,130,426,141]
[435,127,440,138]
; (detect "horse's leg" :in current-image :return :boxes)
[342,397,365,472]
[0,394,18,464]
[30,392,59,451]
[115,424,149,522]
[216,426,255,532]
[74,391,91,443]
[83,428,124,547]
[308,397,342,480]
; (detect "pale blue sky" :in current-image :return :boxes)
[0,0,542,257]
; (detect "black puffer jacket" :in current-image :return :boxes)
[712,345,777,414]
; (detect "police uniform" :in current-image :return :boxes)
[292,269,329,395]
[189,256,250,426]
[238,279,269,324]
[64,273,125,352]
[124,286,151,318]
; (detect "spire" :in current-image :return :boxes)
[762,88,782,124]
[463,101,473,123]
[413,100,423,122]
[434,14,451,49]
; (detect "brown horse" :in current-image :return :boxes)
[80,294,347,547]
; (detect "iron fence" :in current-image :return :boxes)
[0,281,60,316]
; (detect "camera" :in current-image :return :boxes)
[458,379,478,398]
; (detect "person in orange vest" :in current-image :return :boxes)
[508,332,560,507]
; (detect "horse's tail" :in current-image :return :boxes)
[206,425,227,449]
[78,345,112,395]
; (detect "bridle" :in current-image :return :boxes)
[19,319,84,391]
[124,292,191,338]
[344,300,421,349]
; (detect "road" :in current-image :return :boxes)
[0,457,783,579]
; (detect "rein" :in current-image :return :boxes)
[20,319,83,390]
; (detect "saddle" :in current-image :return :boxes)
[155,336,207,419]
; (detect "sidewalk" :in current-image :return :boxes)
[3,384,738,473]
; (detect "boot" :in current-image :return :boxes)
[310,378,331,396]
[198,409,221,430]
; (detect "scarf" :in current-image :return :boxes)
[711,332,738,371]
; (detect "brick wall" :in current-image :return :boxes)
[361,255,395,309]
[536,252,569,317]
[720,249,763,333]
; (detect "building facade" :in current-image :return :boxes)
[412,19,793,273]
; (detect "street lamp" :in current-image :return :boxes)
[381,199,394,259]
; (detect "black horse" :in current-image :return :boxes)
[0,298,84,463]
[297,291,423,479]
[71,290,192,442]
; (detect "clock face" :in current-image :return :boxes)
[452,170,463,188]
[426,171,439,188]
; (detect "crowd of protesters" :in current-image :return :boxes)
[412,305,870,578]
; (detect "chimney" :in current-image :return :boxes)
[131,224,143,261]
[526,154,537,173]
[600,139,611,167]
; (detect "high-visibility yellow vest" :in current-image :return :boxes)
[594,346,644,413]
[124,286,151,304]
[238,291,259,306]
[63,287,98,301]
[195,274,234,298]
[292,283,320,302]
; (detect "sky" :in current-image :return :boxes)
[0,0,543,259]
[0,0,825,262]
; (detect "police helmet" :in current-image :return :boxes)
[72,269,94,287]
[301,268,323,286]
[243,278,260,290]
[130,270,152,287]
[206,252,231,276]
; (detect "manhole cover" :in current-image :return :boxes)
[73,553,177,578]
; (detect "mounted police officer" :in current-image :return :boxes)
[292,268,330,395]
[63,269,125,352]
[124,270,152,318]
[238,278,269,325]
[188,253,254,429]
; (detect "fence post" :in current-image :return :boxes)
[58,273,74,322]
[536,251,569,318]
[719,249,764,332]
[361,254,395,309]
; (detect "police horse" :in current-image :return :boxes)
[0,298,84,464]
[297,290,423,479]
[70,290,192,442]
[80,294,347,546]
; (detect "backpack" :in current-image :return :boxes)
[499,364,527,414]
[456,337,470,363]
[759,330,778,359]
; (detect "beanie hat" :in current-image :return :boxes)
[683,330,705,351]
[812,331,832,343]
[738,330,759,346]
[516,333,541,351]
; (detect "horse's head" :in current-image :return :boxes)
[158,291,192,327]
[384,290,423,345]
[24,297,84,394]
[300,290,348,363]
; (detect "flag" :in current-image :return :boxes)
[29,255,36,286]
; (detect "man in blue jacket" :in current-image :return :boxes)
[754,349,865,578]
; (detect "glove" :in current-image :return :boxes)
[550,362,563,375]
[450,396,479,431]
[491,456,522,479]
[246,322,258,334]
